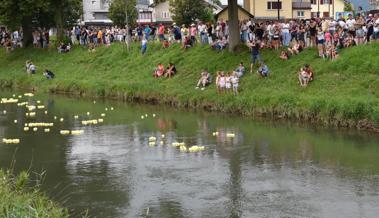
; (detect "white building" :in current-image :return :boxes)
[82,0,151,25]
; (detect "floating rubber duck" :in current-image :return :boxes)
[44,111,48,115]
[145,114,148,117]
[161,134,165,138]
[60,130,70,135]
[226,133,235,138]
[3,110,6,114]
[98,119,104,123]
[212,132,219,136]
[54,116,57,120]
[93,101,96,104]
[153,114,156,117]
[148,136,157,142]
[60,118,64,122]
[180,145,188,152]
[74,115,79,119]
[2,138,20,144]
[86,112,90,116]
[81,119,99,125]
[24,93,34,97]
[37,105,45,109]
[160,141,164,145]
[28,123,53,127]
[71,130,84,135]
[14,120,17,124]
[36,100,41,104]
[33,127,38,132]
[148,141,156,146]
[105,108,108,111]
[1,98,19,104]
[44,128,50,133]
[188,145,205,153]
[110,107,114,111]
[24,127,30,131]
[29,112,36,117]
[141,115,145,119]
[101,113,106,117]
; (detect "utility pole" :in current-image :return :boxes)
[317,0,320,18]
[277,0,280,21]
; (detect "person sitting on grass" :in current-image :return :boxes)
[303,64,314,81]
[58,42,70,53]
[287,41,303,55]
[165,63,177,78]
[153,63,165,78]
[162,40,169,49]
[43,69,55,79]
[28,62,36,74]
[279,51,289,60]
[182,36,192,50]
[235,62,245,77]
[196,70,211,90]
[25,60,31,73]
[298,69,309,87]
[212,37,228,51]
[257,62,269,78]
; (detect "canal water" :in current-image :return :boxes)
[0,91,379,218]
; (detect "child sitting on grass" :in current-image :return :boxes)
[43,69,55,79]
[153,63,165,78]
[196,70,211,90]
[257,62,269,78]
[279,51,289,60]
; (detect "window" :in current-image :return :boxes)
[297,11,305,17]
[311,0,316,4]
[267,1,282,10]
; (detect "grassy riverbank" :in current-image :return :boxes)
[0,169,69,217]
[1,42,379,130]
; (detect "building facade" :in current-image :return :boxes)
[370,0,379,10]
[243,0,312,20]
[151,1,173,24]
[310,0,346,18]
[82,0,151,25]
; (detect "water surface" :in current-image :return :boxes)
[0,92,379,218]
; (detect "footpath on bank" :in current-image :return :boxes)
[1,42,379,131]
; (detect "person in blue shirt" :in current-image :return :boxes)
[258,62,269,78]
[141,38,147,55]
[144,25,151,40]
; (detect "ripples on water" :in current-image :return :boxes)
[1,92,379,218]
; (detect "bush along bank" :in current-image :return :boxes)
[1,42,379,131]
[0,169,70,218]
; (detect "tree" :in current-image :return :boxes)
[48,0,82,42]
[109,0,137,27]
[344,1,353,12]
[0,0,48,46]
[228,0,239,52]
[0,0,82,46]
[169,0,214,25]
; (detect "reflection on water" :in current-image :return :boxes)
[1,92,379,218]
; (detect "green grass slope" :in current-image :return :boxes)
[1,42,379,129]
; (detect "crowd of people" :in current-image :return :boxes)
[2,12,379,89]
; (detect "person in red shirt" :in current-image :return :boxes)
[158,24,165,41]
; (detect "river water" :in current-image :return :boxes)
[0,92,379,218]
